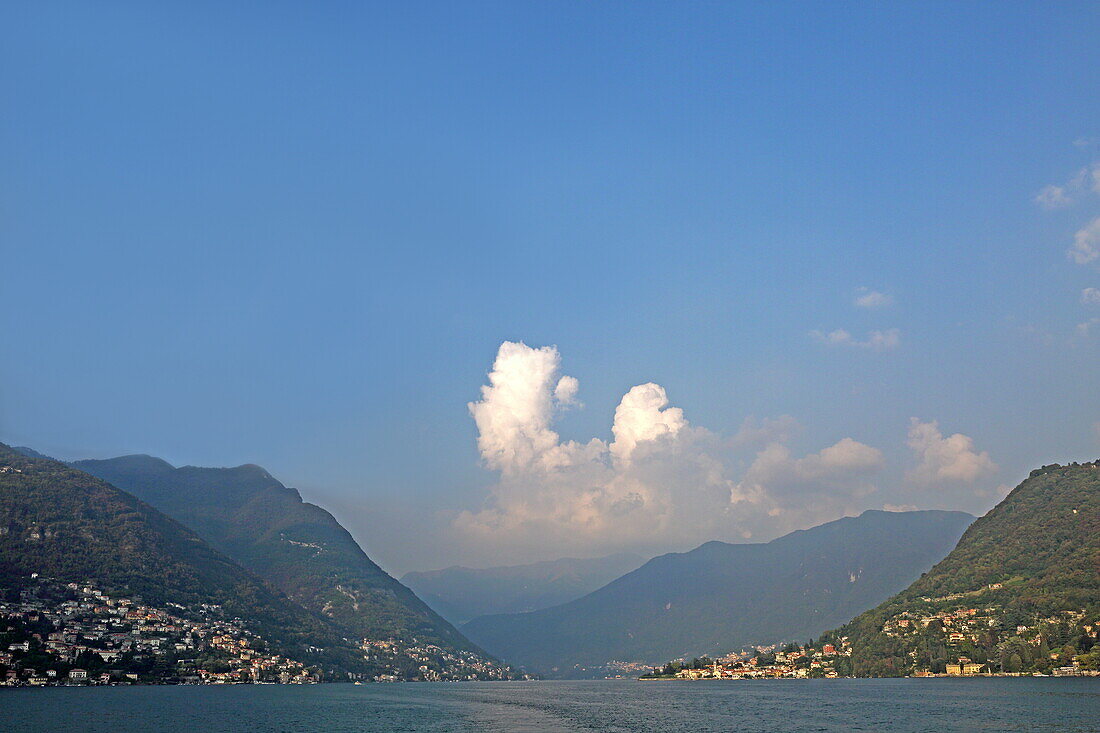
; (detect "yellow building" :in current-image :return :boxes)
[946,662,984,676]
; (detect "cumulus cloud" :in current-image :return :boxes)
[554,375,580,406]
[1082,288,1100,306]
[733,439,882,500]
[906,418,997,486]
[854,288,894,309]
[467,341,587,474]
[454,341,889,562]
[810,328,900,351]
[1069,217,1100,265]
[609,383,686,466]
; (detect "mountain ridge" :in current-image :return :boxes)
[462,509,975,676]
[402,553,646,625]
[73,453,488,659]
[0,443,366,674]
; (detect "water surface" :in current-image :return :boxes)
[3,679,1098,732]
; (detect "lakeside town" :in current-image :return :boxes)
[1,576,319,686]
[0,575,514,686]
[639,591,1100,680]
[640,638,858,680]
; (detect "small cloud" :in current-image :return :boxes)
[811,328,854,346]
[1070,217,1100,265]
[1076,317,1100,338]
[907,418,997,486]
[811,328,900,351]
[866,329,901,350]
[1073,137,1097,149]
[1036,163,1100,209]
[883,503,918,513]
[854,288,894,309]
[554,375,580,406]
[1082,288,1100,306]
[1035,184,1074,209]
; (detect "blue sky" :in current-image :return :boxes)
[3,2,1099,574]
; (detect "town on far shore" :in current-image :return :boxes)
[637,597,1100,680]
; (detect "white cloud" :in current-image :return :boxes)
[883,503,918,512]
[609,383,686,466]
[811,328,900,351]
[1035,184,1074,209]
[729,439,883,517]
[467,341,599,475]
[1077,317,1100,338]
[1069,217,1100,265]
[906,418,997,486]
[1082,288,1100,306]
[554,375,580,406]
[1036,162,1100,209]
[854,288,894,309]
[454,341,890,563]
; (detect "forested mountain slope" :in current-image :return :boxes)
[463,509,973,675]
[820,461,1100,676]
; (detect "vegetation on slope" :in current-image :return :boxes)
[821,461,1100,676]
[462,509,974,676]
[0,444,364,674]
[74,455,487,656]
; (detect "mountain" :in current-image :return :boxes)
[402,553,646,625]
[0,443,364,673]
[12,446,55,461]
[461,509,974,676]
[73,454,488,660]
[820,461,1100,676]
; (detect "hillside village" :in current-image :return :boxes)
[1,576,318,686]
[0,575,515,686]
[870,586,1099,677]
[641,595,1100,681]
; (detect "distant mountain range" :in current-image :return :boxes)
[462,509,974,676]
[822,461,1100,676]
[402,553,645,625]
[72,454,489,662]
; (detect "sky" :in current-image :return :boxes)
[2,2,1099,576]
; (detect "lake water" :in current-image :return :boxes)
[2,679,1098,732]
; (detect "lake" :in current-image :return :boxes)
[2,679,1098,732]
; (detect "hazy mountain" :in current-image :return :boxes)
[0,443,364,673]
[402,553,646,625]
[74,454,490,660]
[462,509,974,676]
[823,461,1100,676]
[12,446,55,461]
